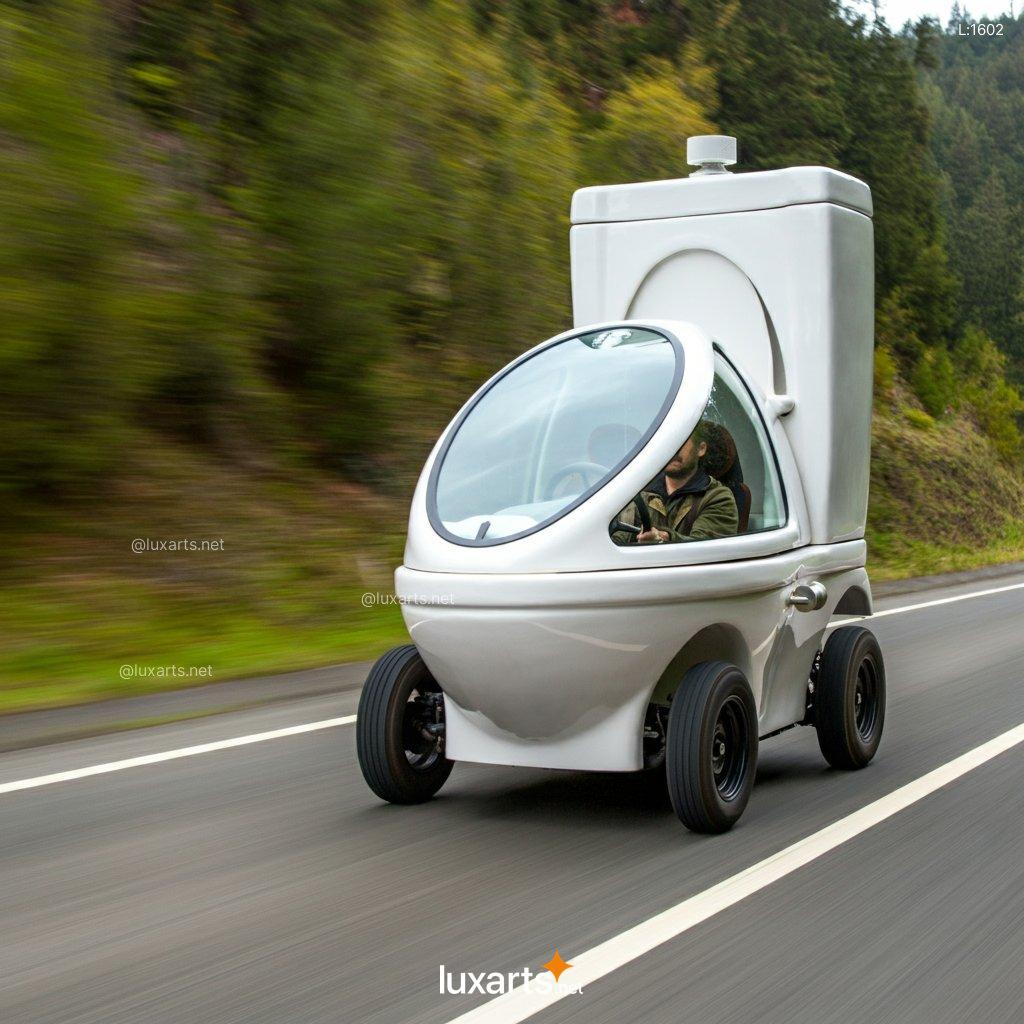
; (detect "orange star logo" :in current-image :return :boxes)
[542,949,573,983]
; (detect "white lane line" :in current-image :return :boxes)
[871,578,1024,619]
[2,576,1023,798]
[0,716,356,796]
[443,720,1024,1024]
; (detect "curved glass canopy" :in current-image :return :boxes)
[429,326,682,545]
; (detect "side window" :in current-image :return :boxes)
[610,353,786,545]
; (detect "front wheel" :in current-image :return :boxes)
[666,661,758,834]
[814,626,885,770]
[356,645,453,803]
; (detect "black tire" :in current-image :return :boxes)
[814,626,885,770]
[666,661,758,834]
[356,645,453,804]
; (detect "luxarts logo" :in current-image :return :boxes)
[440,949,582,997]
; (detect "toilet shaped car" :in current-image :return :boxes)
[356,137,885,833]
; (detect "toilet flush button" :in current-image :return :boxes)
[687,135,737,176]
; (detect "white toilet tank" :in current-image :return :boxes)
[570,141,874,546]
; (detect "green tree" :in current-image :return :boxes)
[0,1,145,494]
[953,171,1023,368]
[924,14,1024,377]
[586,51,716,183]
[258,2,580,468]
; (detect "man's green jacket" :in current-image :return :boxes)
[612,468,739,544]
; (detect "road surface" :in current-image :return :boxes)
[2,572,1023,1024]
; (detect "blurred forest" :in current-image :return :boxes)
[1,0,1023,709]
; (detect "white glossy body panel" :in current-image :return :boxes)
[397,551,870,771]
[571,165,872,224]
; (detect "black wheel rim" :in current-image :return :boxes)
[711,695,749,801]
[853,658,879,741]
[402,686,444,771]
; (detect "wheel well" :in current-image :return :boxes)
[649,623,752,705]
[833,584,872,617]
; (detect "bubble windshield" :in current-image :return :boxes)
[430,327,681,544]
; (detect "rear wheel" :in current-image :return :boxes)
[814,626,885,770]
[356,645,453,803]
[666,661,758,834]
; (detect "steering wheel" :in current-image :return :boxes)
[612,494,653,538]
[544,461,609,500]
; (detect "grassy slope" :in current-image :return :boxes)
[0,437,410,713]
[2,400,1023,714]
[868,391,1024,580]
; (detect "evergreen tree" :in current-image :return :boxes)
[923,12,1024,377]
[954,171,1024,369]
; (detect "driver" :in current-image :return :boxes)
[612,422,738,544]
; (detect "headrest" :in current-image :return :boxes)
[701,421,741,483]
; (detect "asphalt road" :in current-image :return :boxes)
[2,573,1024,1024]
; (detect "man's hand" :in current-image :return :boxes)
[637,527,670,544]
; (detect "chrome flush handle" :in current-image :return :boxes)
[787,582,828,611]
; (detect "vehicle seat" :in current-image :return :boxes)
[701,422,752,532]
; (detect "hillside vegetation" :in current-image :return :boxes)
[1,0,1023,711]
